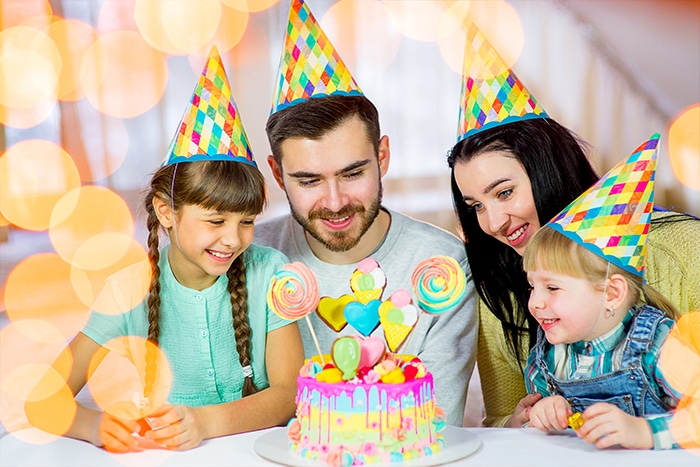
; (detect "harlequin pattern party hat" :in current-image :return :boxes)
[270,0,363,114]
[163,46,256,167]
[457,22,548,142]
[547,134,660,277]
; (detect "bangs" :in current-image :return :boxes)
[176,161,266,215]
[523,227,605,281]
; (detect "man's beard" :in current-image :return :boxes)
[289,185,383,253]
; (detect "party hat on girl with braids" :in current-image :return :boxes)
[547,133,660,277]
[457,22,548,142]
[270,0,363,114]
[163,45,257,167]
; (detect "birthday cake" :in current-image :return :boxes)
[267,256,466,466]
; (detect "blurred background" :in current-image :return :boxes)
[1,0,698,436]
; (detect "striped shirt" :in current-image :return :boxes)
[525,309,681,449]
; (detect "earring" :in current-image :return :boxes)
[605,307,616,318]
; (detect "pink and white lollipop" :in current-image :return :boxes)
[411,256,466,314]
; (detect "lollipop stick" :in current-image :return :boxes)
[305,315,326,365]
[397,312,422,355]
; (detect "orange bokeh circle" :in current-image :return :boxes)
[189,2,249,58]
[668,104,700,191]
[80,30,168,118]
[88,336,172,420]
[48,186,135,270]
[221,0,280,13]
[0,139,81,231]
[4,253,92,339]
[0,0,52,29]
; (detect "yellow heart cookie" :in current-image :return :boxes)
[317,295,354,332]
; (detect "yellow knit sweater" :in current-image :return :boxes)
[477,212,700,427]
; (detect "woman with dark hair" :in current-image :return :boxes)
[449,24,700,428]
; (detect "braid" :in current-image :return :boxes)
[144,201,163,399]
[227,256,259,396]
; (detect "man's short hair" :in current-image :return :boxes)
[265,95,380,166]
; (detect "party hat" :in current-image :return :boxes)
[163,46,256,167]
[270,0,363,114]
[457,22,548,142]
[547,134,660,277]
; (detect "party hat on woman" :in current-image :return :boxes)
[270,0,363,114]
[547,134,660,277]
[163,46,256,167]
[457,22,548,142]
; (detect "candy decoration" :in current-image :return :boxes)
[344,300,381,337]
[568,412,585,430]
[378,289,419,352]
[350,258,386,304]
[411,256,466,314]
[267,262,325,363]
[355,336,386,370]
[331,336,361,380]
[317,295,354,333]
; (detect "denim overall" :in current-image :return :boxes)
[533,305,672,416]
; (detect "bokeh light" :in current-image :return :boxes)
[0,140,81,231]
[80,30,168,118]
[22,367,77,440]
[668,104,700,191]
[44,19,99,102]
[88,337,172,420]
[659,312,700,449]
[79,115,130,183]
[0,26,60,128]
[4,253,92,339]
[134,0,221,55]
[321,0,401,74]
[48,185,134,270]
[222,15,269,68]
[0,320,73,439]
[222,0,280,13]
[438,0,524,74]
[0,0,52,29]
[189,2,250,59]
[70,235,150,315]
[381,0,457,42]
[96,0,138,33]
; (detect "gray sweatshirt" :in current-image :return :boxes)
[255,208,478,426]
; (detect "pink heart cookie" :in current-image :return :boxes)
[354,336,386,370]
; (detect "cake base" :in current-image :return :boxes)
[254,426,481,467]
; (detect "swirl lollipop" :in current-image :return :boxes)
[267,262,324,362]
[411,256,466,314]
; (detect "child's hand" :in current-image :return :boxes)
[576,403,653,449]
[528,395,571,432]
[96,412,144,453]
[142,404,206,450]
[506,393,543,427]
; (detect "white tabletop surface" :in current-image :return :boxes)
[1,426,698,467]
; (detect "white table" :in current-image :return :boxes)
[1,426,698,467]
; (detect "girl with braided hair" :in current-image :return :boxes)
[25,47,304,452]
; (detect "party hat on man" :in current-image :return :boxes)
[457,22,548,142]
[270,0,363,114]
[547,134,660,277]
[163,46,256,167]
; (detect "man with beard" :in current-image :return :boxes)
[254,0,477,426]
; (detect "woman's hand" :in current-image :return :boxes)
[506,393,543,427]
[528,395,571,431]
[142,404,206,450]
[576,403,653,449]
[95,412,144,453]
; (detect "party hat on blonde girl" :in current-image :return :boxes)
[270,0,363,114]
[457,22,548,142]
[164,46,256,167]
[547,134,660,277]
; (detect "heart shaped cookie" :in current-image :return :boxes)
[344,300,381,337]
[355,336,386,369]
[317,295,354,332]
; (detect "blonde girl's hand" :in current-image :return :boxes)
[506,392,544,427]
[143,404,205,450]
[528,395,571,432]
[577,403,653,449]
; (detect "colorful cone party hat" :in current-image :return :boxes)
[457,22,548,142]
[163,46,256,167]
[270,0,363,114]
[547,134,660,277]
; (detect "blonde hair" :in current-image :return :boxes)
[523,227,679,320]
[143,160,266,398]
